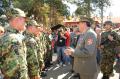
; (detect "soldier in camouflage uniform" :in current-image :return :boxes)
[100,21,120,79]
[44,30,52,68]
[0,8,28,79]
[29,20,45,77]
[37,26,48,77]
[0,26,4,79]
[25,24,40,79]
[35,27,45,75]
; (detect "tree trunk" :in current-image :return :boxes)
[100,5,104,28]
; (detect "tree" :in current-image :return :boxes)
[66,0,111,19]
[75,6,86,16]
[45,0,70,25]
[93,0,111,27]
[13,0,70,27]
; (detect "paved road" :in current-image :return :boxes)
[42,53,119,79]
[42,64,119,79]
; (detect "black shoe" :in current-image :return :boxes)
[102,76,109,79]
[41,71,47,77]
[70,69,74,73]
[73,73,79,77]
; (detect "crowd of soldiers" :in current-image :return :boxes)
[0,8,52,79]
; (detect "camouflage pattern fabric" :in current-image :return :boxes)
[0,32,28,79]
[36,33,45,74]
[44,34,52,66]
[25,33,40,78]
[35,37,44,69]
[100,31,120,76]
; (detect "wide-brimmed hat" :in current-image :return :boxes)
[79,17,93,27]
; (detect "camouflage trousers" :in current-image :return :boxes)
[4,69,28,79]
[27,63,40,79]
[100,54,115,76]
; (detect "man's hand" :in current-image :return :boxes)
[108,35,114,41]
[118,53,120,57]
[64,47,74,55]
[41,64,45,70]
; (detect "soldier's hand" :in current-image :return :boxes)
[108,35,114,41]
[118,53,120,57]
[100,45,104,49]
[41,64,45,70]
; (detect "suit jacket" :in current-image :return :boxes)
[73,28,98,75]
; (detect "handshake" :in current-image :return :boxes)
[64,47,75,56]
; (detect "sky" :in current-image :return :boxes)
[65,0,120,17]
[105,0,120,17]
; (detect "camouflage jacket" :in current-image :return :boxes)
[101,31,120,55]
[0,31,27,77]
[24,33,39,76]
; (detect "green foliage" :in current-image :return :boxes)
[67,0,111,17]
[12,0,70,26]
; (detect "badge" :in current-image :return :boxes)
[87,38,93,45]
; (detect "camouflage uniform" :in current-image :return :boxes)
[24,32,40,79]
[44,33,52,67]
[36,33,46,74]
[0,28,28,79]
[100,30,120,77]
[35,37,44,74]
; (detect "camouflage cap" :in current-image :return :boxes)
[0,15,7,20]
[12,8,26,17]
[104,21,113,26]
[6,8,26,17]
[29,20,39,26]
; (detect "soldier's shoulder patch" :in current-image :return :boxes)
[87,38,93,45]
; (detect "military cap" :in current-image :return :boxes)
[12,8,26,17]
[29,20,39,26]
[6,8,26,18]
[0,15,7,20]
[104,21,113,26]
[79,17,93,27]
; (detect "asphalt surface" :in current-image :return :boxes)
[42,53,120,79]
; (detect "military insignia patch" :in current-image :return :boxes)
[87,38,93,45]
